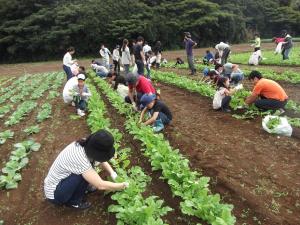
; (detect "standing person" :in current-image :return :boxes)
[153,41,162,69]
[281,30,293,60]
[71,74,91,117]
[130,40,136,65]
[213,77,237,112]
[133,36,146,76]
[252,33,261,52]
[245,70,288,112]
[44,130,129,209]
[121,39,131,76]
[99,44,111,69]
[112,45,120,75]
[272,37,285,55]
[63,47,77,80]
[139,95,172,132]
[125,72,156,110]
[145,51,153,79]
[184,32,197,75]
[215,42,231,65]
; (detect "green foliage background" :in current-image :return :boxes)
[0,0,299,62]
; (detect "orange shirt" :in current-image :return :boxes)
[253,78,288,101]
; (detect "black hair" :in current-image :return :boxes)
[107,71,116,78]
[248,70,262,80]
[216,77,229,89]
[91,59,95,63]
[78,66,85,71]
[206,50,210,54]
[122,39,128,51]
[67,46,75,52]
[255,33,259,37]
[215,63,223,70]
[137,36,144,42]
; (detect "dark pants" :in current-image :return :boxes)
[123,64,130,75]
[63,65,73,80]
[187,55,196,74]
[255,98,287,111]
[125,92,143,105]
[221,48,230,65]
[221,96,231,110]
[49,174,89,206]
[73,96,87,111]
[136,60,144,75]
[282,48,291,60]
[113,60,120,75]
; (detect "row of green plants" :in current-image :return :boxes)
[0,140,41,189]
[37,103,52,123]
[86,81,172,224]
[0,77,16,91]
[230,47,300,66]
[164,61,300,84]
[0,130,14,145]
[91,73,236,225]
[4,101,37,126]
[152,70,300,127]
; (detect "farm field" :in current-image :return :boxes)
[0,44,300,225]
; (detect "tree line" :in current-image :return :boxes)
[0,0,299,63]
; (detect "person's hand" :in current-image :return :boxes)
[123,182,129,189]
[234,84,243,91]
[138,119,142,124]
[132,102,138,111]
[143,60,146,65]
[110,171,118,181]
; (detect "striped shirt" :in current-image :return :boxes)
[44,142,92,199]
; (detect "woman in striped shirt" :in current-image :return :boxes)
[44,130,128,209]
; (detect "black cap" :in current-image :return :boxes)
[85,130,115,162]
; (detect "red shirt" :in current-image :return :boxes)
[129,76,155,94]
[275,38,285,44]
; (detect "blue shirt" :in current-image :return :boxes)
[185,39,195,56]
[205,52,214,61]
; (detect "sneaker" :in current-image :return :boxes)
[67,201,92,210]
[278,108,285,115]
[77,109,85,117]
[222,108,231,113]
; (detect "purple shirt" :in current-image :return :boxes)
[185,39,195,56]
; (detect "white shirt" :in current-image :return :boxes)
[99,48,111,62]
[117,84,129,99]
[213,87,226,109]
[63,77,78,103]
[44,142,92,199]
[215,42,229,51]
[112,49,120,61]
[121,46,131,65]
[63,52,74,67]
[91,64,108,73]
[143,44,151,53]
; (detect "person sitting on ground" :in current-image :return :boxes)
[213,77,239,113]
[91,62,109,78]
[44,129,129,210]
[215,42,230,65]
[203,50,214,65]
[245,70,288,112]
[174,57,184,67]
[63,73,82,104]
[216,63,244,85]
[125,73,156,110]
[139,95,172,132]
[71,74,92,117]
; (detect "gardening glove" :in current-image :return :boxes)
[110,171,118,181]
[82,92,92,97]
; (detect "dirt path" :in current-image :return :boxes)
[156,83,300,225]
[0,92,118,225]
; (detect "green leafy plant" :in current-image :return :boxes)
[36,103,52,122]
[4,101,37,126]
[0,130,14,144]
[0,105,13,118]
[266,117,281,130]
[23,125,40,135]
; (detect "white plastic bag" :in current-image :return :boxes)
[132,64,138,75]
[262,115,293,137]
[249,52,260,65]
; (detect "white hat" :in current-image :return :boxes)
[77,74,86,80]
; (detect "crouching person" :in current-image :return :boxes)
[139,95,172,132]
[44,130,129,209]
[72,74,91,117]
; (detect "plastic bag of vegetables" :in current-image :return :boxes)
[262,115,292,137]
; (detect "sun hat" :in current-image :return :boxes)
[140,94,155,109]
[77,73,86,80]
[126,72,138,85]
[85,130,115,162]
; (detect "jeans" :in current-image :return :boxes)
[73,96,87,110]
[96,71,108,78]
[221,47,230,65]
[231,72,244,84]
[187,55,195,74]
[123,64,130,75]
[282,48,291,60]
[113,60,120,75]
[49,174,89,206]
[63,65,73,80]
[255,98,287,110]
[221,96,232,110]
[136,60,144,75]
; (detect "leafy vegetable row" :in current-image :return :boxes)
[86,81,171,225]
[0,140,41,189]
[91,73,236,225]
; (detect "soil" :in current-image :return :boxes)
[158,83,300,225]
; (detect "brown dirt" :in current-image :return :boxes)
[0,90,116,225]
[97,89,204,225]
[156,83,300,225]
